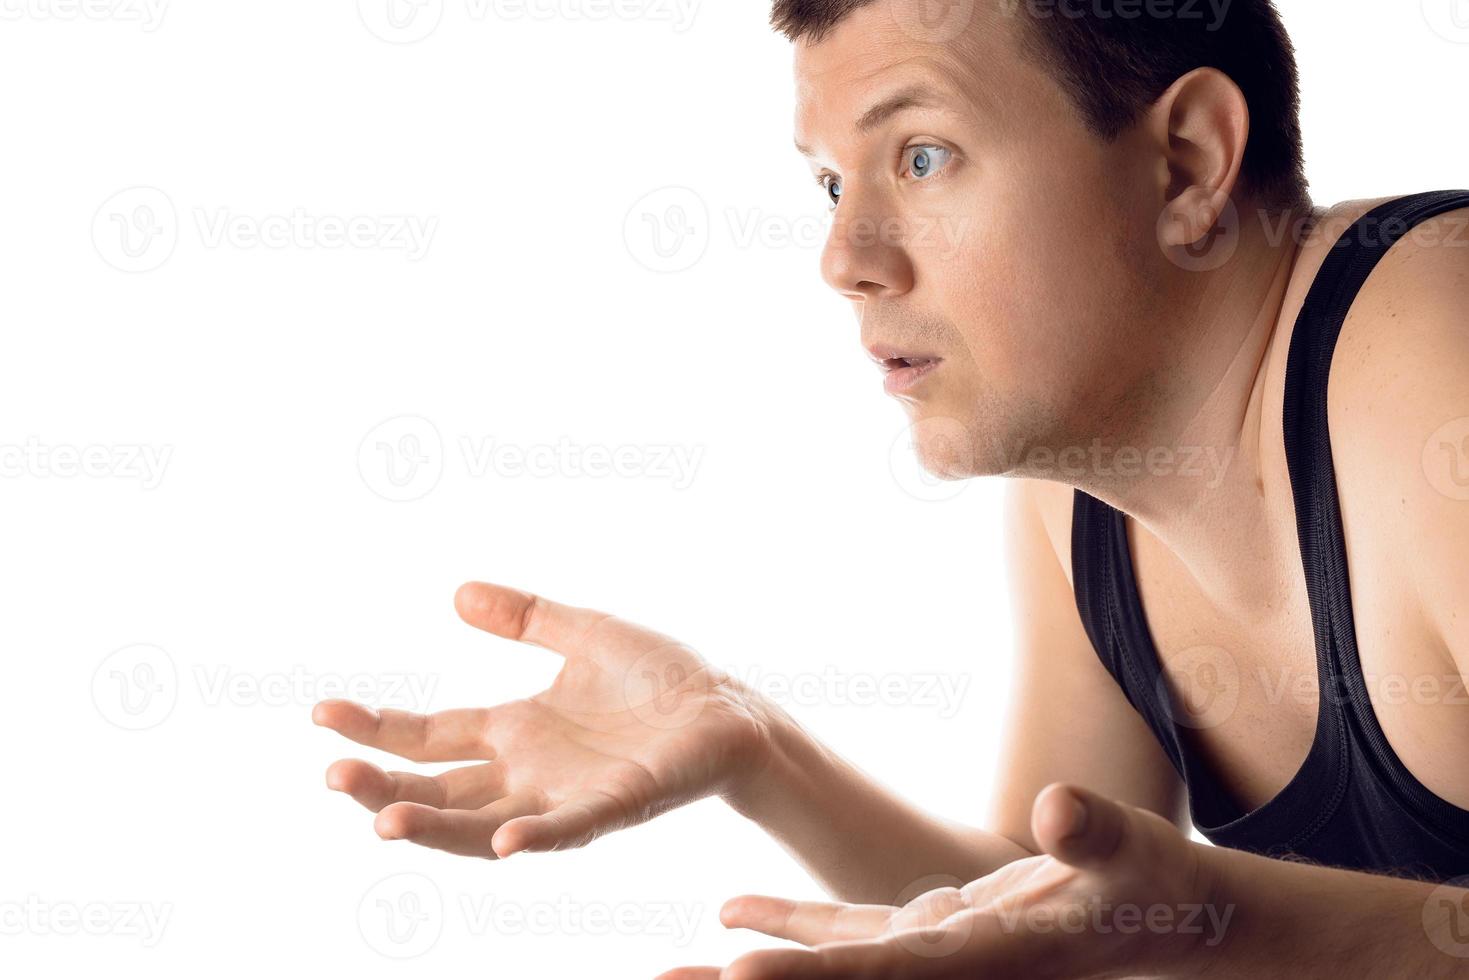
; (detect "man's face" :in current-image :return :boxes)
[793,0,1174,479]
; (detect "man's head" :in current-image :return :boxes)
[774,0,1308,482]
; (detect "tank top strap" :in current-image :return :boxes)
[1283,189,1469,840]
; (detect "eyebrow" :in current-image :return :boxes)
[793,85,942,158]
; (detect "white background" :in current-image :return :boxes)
[2,1,1466,976]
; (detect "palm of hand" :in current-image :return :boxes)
[314,582,768,858]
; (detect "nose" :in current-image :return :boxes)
[818,191,915,300]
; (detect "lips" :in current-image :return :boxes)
[865,343,942,369]
[865,343,944,396]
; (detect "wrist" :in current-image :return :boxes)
[718,689,809,820]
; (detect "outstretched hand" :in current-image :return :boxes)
[657,783,1221,979]
[314,582,771,859]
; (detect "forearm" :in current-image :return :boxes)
[723,699,1032,905]
[1191,843,1469,979]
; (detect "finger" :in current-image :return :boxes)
[374,790,548,858]
[491,790,638,856]
[454,581,614,656]
[312,700,492,762]
[722,939,902,980]
[653,969,722,980]
[718,895,893,946]
[1031,781,1136,872]
[325,758,508,811]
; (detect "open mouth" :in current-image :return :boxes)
[882,356,940,371]
[881,356,943,395]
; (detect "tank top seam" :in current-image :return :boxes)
[1291,190,1469,841]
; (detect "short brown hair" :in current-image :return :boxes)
[770,0,1308,209]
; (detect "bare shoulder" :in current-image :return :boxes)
[1324,199,1469,671]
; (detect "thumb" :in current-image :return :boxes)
[1030,782,1159,872]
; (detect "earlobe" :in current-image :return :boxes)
[1158,185,1232,248]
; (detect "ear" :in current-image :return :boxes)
[1147,67,1250,247]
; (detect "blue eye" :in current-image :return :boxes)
[906,144,950,180]
[817,174,842,209]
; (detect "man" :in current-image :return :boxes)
[313,1,1469,975]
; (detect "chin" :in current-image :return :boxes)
[903,411,987,481]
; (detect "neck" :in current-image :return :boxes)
[1071,197,1320,618]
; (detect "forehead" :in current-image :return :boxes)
[791,1,1024,156]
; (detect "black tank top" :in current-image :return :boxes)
[1071,190,1469,883]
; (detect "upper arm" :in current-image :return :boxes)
[1328,209,1469,681]
[981,478,1188,854]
